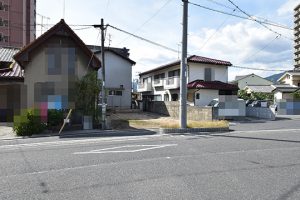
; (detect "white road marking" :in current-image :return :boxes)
[74,144,178,154]
[2,145,300,179]
[0,134,168,150]
[226,128,300,134]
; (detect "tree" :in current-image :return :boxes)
[75,71,101,122]
[238,90,251,100]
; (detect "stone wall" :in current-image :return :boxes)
[146,101,212,121]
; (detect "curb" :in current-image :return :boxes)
[159,127,229,134]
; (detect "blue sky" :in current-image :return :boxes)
[37,0,299,80]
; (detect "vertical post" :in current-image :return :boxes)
[101,18,106,129]
[180,0,188,128]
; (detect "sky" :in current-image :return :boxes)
[37,0,299,81]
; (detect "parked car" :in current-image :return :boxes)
[249,100,273,108]
[207,98,245,107]
[207,99,219,107]
[245,99,254,106]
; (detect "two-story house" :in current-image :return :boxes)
[11,19,101,119]
[138,55,237,106]
[230,73,273,90]
[88,46,136,109]
[277,70,300,87]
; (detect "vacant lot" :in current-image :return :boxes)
[110,111,228,129]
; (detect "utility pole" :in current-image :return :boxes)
[180,0,188,128]
[94,19,107,129]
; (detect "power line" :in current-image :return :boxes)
[188,1,293,31]
[198,9,236,51]
[226,0,293,41]
[203,0,237,11]
[230,65,286,72]
[107,24,178,53]
[243,35,280,62]
[108,23,287,72]
[117,0,174,46]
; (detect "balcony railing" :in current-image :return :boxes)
[153,79,164,87]
[137,82,152,92]
[164,77,180,89]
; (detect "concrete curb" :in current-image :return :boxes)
[159,127,229,134]
[0,127,230,141]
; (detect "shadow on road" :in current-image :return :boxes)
[59,129,158,139]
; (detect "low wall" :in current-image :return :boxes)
[246,107,275,120]
[146,101,212,121]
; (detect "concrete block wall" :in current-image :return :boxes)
[146,101,213,121]
[219,95,246,117]
[246,107,276,120]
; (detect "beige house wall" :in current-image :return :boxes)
[23,36,92,109]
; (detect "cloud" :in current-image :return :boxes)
[277,0,299,16]
[188,21,293,81]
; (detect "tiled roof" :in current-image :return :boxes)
[0,62,24,80]
[244,85,275,93]
[90,46,136,65]
[188,55,232,66]
[0,47,19,62]
[139,55,231,76]
[14,19,101,70]
[187,80,239,91]
[0,47,23,81]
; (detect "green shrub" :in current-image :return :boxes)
[13,110,46,136]
[47,109,64,128]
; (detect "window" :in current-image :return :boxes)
[47,48,62,75]
[68,48,75,75]
[108,90,122,96]
[168,69,180,77]
[0,2,8,11]
[115,91,122,96]
[196,93,200,99]
[286,74,290,79]
[154,73,165,84]
[204,68,212,81]
[3,19,8,27]
[2,35,8,43]
[153,95,162,101]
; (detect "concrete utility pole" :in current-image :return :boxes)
[94,19,107,129]
[100,19,107,129]
[180,0,188,128]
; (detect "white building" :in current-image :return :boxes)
[230,73,273,90]
[89,46,136,109]
[138,55,237,106]
[277,70,300,87]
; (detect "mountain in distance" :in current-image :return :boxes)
[265,72,285,84]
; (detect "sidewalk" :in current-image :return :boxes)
[0,127,160,140]
[0,124,15,140]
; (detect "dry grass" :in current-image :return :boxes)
[110,111,228,129]
[128,119,228,129]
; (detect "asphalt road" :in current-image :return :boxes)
[0,128,300,200]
